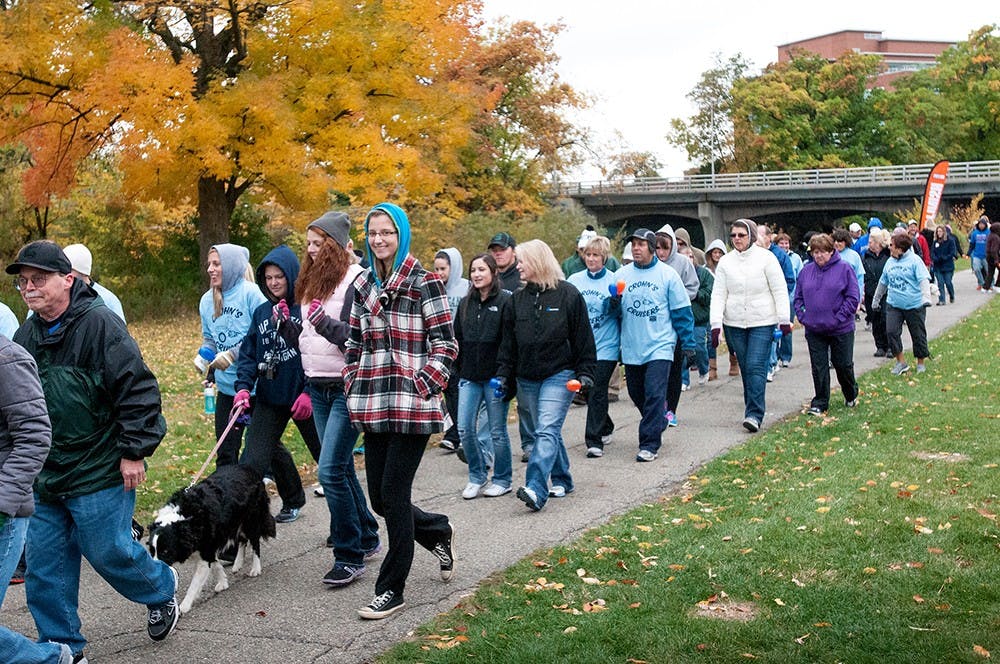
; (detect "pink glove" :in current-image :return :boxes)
[234,389,251,410]
[290,392,312,421]
[307,299,325,325]
[272,299,290,322]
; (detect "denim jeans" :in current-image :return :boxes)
[681,326,710,385]
[778,323,794,363]
[309,383,379,566]
[364,433,450,597]
[26,486,175,655]
[971,256,987,288]
[240,399,318,511]
[805,330,858,410]
[932,268,955,302]
[724,325,774,422]
[457,380,512,488]
[624,360,671,454]
[516,370,576,510]
[0,517,69,664]
[516,397,536,454]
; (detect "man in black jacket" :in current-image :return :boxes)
[7,241,179,659]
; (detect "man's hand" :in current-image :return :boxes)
[234,389,251,410]
[684,348,698,369]
[120,458,146,491]
[209,350,234,371]
[577,374,594,399]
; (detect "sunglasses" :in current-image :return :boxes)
[729,232,748,239]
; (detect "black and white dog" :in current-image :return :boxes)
[147,464,276,613]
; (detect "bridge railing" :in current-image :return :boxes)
[554,160,1000,196]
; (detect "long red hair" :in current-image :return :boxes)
[297,230,353,304]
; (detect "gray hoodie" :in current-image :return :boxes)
[435,247,469,314]
[656,224,700,299]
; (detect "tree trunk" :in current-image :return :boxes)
[197,176,235,279]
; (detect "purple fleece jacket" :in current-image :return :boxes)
[792,250,860,336]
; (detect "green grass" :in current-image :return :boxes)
[380,296,1000,664]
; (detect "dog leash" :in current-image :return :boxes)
[189,403,246,488]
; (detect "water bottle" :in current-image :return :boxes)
[204,385,216,414]
[194,346,216,373]
[773,327,783,341]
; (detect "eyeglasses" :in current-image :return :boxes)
[729,232,748,239]
[367,230,397,240]
[13,274,58,291]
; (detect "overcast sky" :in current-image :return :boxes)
[479,1,994,181]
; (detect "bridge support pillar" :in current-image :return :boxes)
[698,201,727,244]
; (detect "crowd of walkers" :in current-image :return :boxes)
[0,210,992,660]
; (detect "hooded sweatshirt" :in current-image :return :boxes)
[234,246,308,407]
[344,203,457,434]
[436,247,469,313]
[705,239,727,274]
[655,224,699,299]
[968,219,990,259]
[792,250,859,336]
[673,227,706,266]
[988,222,1000,263]
[199,243,268,396]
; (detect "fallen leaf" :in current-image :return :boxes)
[814,622,832,627]
[795,633,810,644]
[913,595,925,603]
[864,567,878,574]
[636,524,652,531]
[629,602,642,608]
[973,644,991,658]
[582,599,607,612]
[563,626,577,634]
[774,598,786,606]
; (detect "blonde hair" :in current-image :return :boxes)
[516,239,563,291]
[583,236,611,260]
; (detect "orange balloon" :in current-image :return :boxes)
[566,379,582,392]
[616,280,626,294]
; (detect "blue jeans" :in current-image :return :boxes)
[516,397,536,454]
[681,326,710,384]
[932,268,955,302]
[724,325,774,423]
[26,486,175,655]
[457,380,512,488]
[1,517,68,664]
[624,360,671,453]
[971,256,987,288]
[309,383,379,566]
[516,370,575,510]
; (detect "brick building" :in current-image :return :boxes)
[777,30,956,88]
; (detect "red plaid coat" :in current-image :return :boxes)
[343,255,457,434]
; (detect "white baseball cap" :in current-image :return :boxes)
[848,222,862,233]
[63,243,93,277]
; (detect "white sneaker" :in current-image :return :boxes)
[766,370,775,382]
[482,483,511,497]
[461,482,485,500]
[600,434,613,446]
[680,383,690,392]
[636,449,657,462]
[587,446,604,458]
[697,373,709,385]
[549,485,568,498]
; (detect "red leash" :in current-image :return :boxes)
[189,403,245,488]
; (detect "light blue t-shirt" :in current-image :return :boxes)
[0,303,18,339]
[567,267,621,362]
[200,280,268,396]
[879,250,930,310]
[616,258,690,365]
[838,247,865,297]
[93,282,126,324]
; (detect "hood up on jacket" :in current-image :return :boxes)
[434,247,469,301]
[364,202,412,286]
[655,223,678,260]
[706,239,728,255]
[255,245,300,304]
[211,243,252,293]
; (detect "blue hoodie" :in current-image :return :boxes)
[234,246,307,407]
[199,243,268,396]
[364,202,412,285]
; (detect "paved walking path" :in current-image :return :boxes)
[3,269,991,663]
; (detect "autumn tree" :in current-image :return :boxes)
[667,53,749,175]
[730,52,899,171]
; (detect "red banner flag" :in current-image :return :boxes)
[919,160,949,230]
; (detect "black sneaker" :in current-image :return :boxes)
[363,542,382,559]
[439,438,458,452]
[275,507,301,523]
[455,445,467,464]
[322,562,366,586]
[147,567,179,641]
[431,523,455,581]
[358,589,405,619]
[72,652,88,664]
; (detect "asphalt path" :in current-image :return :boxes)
[2,269,990,663]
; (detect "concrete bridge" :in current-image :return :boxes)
[556,161,1000,247]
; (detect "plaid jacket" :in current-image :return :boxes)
[343,255,457,434]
